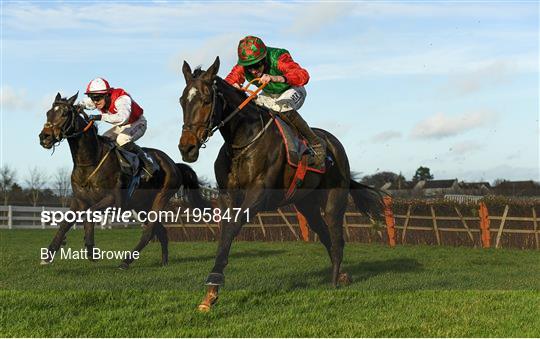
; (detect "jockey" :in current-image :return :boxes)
[225,35,326,168]
[80,77,157,181]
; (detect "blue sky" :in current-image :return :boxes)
[1,1,538,185]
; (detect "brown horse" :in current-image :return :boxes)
[39,92,207,269]
[178,57,385,311]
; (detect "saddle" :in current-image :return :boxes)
[115,146,140,177]
[104,139,157,197]
[272,116,330,200]
[273,115,327,175]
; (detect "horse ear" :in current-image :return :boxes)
[67,91,78,106]
[80,109,89,120]
[182,60,193,83]
[204,56,220,80]
[55,92,61,102]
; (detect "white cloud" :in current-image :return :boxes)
[169,33,240,76]
[2,3,291,34]
[316,120,353,137]
[448,141,484,155]
[411,110,497,139]
[286,3,356,35]
[1,86,32,111]
[445,61,515,95]
[371,130,402,143]
[352,3,535,20]
[309,49,537,80]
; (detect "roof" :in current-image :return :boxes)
[495,180,539,189]
[422,179,457,189]
[385,181,416,190]
[460,182,491,189]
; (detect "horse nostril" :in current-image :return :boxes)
[185,144,196,155]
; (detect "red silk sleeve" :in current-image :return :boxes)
[277,53,310,87]
[224,65,245,86]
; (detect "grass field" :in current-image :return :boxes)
[1,229,539,337]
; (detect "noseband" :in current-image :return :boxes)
[181,81,222,148]
[43,102,92,141]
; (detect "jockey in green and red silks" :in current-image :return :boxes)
[225,35,326,168]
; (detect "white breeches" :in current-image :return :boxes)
[254,86,307,112]
[103,115,147,146]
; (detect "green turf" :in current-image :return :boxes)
[1,229,539,337]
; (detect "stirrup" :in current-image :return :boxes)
[310,144,326,168]
[140,166,154,181]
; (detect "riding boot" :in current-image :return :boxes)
[120,142,158,181]
[281,109,326,168]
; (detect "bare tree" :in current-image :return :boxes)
[25,167,48,206]
[53,167,71,207]
[0,165,17,205]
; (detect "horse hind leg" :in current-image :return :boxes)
[294,198,332,259]
[323,188,351,287]
[119,189,173,269]
[154,221,168,266]
[119,221,155,270]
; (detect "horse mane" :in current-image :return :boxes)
[192,66,204,78]
[213,76,269,116]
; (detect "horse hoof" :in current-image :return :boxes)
[205,273,225,286]
[197,303,211,313]
[198,285,219,312]
[337,272,352,286]
[118,262,129,270]
[40,259,52,265]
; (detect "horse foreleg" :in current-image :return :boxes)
[83,221,96,261]
[198,188,264,312]
[42,199,82,265]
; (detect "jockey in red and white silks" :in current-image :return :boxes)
[81,77,157,180]
[81,78,146,146]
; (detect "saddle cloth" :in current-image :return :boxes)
[115,147,140,177]
[273,116,326,174]
[103,138,157,178]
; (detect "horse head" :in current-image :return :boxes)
[178,56,220,162]
[39,92,81,149]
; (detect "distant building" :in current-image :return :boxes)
[380,178,540,199]
[493,180,540,196]
[459,181,492,195]
[381,181,417,197]
[416,179,460,197]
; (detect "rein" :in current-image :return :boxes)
[43,103,94,141]
[208,78,268,137]
[185,78,269,149]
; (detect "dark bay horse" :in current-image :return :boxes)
[39,92,207,269]
[178,57,385,311]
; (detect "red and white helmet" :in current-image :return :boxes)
[85,77,111,94]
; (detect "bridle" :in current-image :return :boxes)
[181,78,268,149]
[42,102,94,143]
[181,81,222,148]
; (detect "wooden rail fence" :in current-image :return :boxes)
[165,199,540,250]
[2,199,539,249]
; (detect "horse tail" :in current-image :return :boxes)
[175,163,211,209]
[349,179,386,221]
